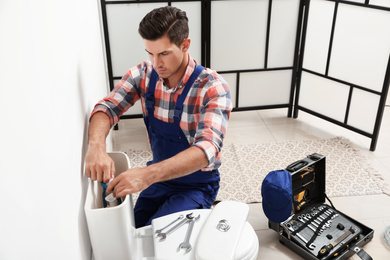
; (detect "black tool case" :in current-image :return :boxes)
[269,153,374,260]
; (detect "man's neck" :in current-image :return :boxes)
[164,54,189,89]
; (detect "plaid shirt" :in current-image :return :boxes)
[91,56,232,170]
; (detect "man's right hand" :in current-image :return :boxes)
[85,148,115,183]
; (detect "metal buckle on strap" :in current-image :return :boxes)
[353,246,373,260]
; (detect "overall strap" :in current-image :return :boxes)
[174,65,205,124]
[144,69,159,116]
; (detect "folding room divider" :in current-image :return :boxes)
[99,0,390,151]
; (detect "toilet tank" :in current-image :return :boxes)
[84,152,138,260]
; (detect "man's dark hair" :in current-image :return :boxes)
[139,6,189,47]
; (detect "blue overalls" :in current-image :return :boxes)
[133,65,220,228]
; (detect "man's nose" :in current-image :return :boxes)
[153,55,162,68]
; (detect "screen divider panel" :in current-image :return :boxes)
[296,0,390,150]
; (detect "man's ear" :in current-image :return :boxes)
[181,38,191,52]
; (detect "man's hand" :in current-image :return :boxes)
[106,146,209,198]
[85,149,115,183]
[106,167,152,198]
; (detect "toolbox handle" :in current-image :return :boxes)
[286,160,308,172]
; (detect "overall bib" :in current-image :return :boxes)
[134,65,220,228]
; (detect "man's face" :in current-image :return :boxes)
[144,35,189,81]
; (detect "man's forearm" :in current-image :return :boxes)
[88,112,111,149]
[147,145,209,184]
[85,112,115,182]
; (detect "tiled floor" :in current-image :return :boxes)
[112,103,390,259]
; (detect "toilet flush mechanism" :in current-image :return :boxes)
[217,219,231,232]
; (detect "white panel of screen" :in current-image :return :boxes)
[299,72,349,123]
[348,88,380,134]
[267,0,300,68]
[210,0,268,71]
[302,0,335,74]
[370,0,390,8]
[328,4,390,93]
[238,70,292,107]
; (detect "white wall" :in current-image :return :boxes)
[0,0,109,259]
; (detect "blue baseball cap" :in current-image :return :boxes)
[261,169,293,223]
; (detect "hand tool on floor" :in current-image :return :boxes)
[155,214,184,234]
[317,226,357,258]
[157,213,193,241]
[178,214,200,253]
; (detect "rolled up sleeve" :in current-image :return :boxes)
[90,63,147,127]
[193,77,232,170]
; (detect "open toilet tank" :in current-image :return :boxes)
[84,152,259,260]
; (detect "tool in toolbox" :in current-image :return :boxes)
[318,226,357,258]
[266,153,374,260]
[281,204,363,259]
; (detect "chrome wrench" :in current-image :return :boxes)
[155,214,184,234]
[157,213,193,241]
[298,215,317,233]
[178,215,200,253]
[284,220,316,250]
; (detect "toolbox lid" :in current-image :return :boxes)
[286,153,326,214]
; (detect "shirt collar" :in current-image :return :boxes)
[161,54,197,92]
[179,54,197,89]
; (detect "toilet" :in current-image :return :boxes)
[85,152,259,260]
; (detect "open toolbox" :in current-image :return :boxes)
[268,153,374,260]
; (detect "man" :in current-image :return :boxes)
[85,6,232,228]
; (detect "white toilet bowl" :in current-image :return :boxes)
[85,152,259,260]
